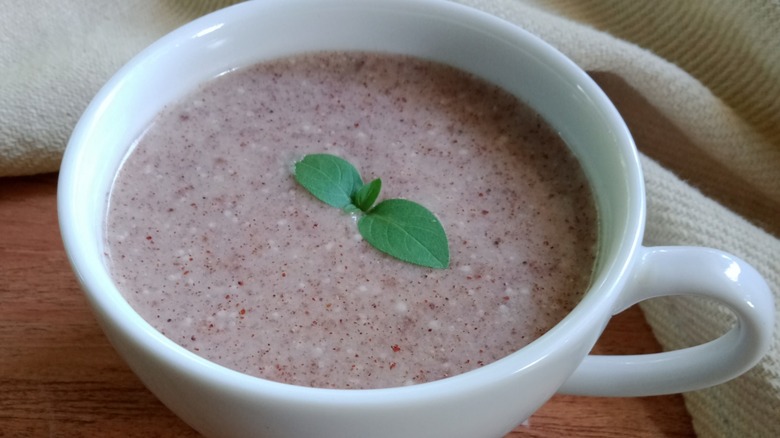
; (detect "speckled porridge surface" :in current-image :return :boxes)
[105,51,597,389]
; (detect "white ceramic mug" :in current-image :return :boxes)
[58,0,775,437]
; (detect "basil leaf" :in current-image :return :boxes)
[352,178,382,212]
[293,153,450,269]
[294,154,363,209]
[358,199,449,269]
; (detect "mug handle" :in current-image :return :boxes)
[560,246,775,396]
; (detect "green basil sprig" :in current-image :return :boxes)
[294,153,449,269]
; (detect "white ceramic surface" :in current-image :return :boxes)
[58,0,774,437]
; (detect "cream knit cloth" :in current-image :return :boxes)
[2,0,778,436]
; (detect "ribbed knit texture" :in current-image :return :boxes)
[3,1,778,436]
[640,157,780,438]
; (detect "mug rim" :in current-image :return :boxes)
[58,0,645,402]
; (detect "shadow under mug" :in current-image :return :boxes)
[58,0,775,437]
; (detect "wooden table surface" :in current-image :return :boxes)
[1,173,695,437]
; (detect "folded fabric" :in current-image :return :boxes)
[2,0,778,436]
[0,0,239,177]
